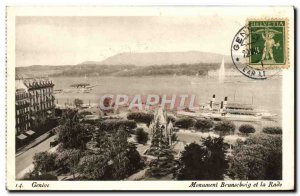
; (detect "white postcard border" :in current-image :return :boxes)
[6,6,295,191]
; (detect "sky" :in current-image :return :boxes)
[16,16,241,67]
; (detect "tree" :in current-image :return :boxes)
[125,143,144,175]
[194,119,214,131]
[23,172,58,180]
[93,130,111,154]
[176,136,228,180]
[171,133,178,143]
[110,128,132,180]
[33,152,57,173]
[58,120,90,150]
[176,143,208,180]
[57,112,92,150]
[74,98,83,107]
[111,127,143,178]
[58,109,78,125]
[262,126,282,135]
[229,134,282,180]
[146,120,176,178]
[239,124,256,135]
[214,120,235,136]
[79,127,143,180]
[78,154,111,180]
[55,149,82,179]
[135,128,149,144]
[201,136,228,180]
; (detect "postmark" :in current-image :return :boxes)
[231,19,289,79]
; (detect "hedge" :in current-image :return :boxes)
[214,120,236,133]
[174,117,195,129]
[127,112,154,125]
[194,119,214,131]
[98,119,137,132]
[239,124,256,134]
[262,127,282,135]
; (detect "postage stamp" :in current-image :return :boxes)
[6,6,295,191]
[248,19,289,69]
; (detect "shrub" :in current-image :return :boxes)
[55,149,82,176]
[127,112,154,125]
[239,124,256,134]
[32,118,58,134]
[135,128,149,144]
[176,136,227,180]
[230,134,282,180]
[23,172,58,180]
[57,121,91,150]
[74,98,83,107]
[262,127,282,135]
[214,121,236,134]
[78,129,143,180]
[78,154,110,180]
[125,143,144,174]
[78,111,92,118]
[174,117,195,129]
[33,152,57,173]
[194,119,214,131]
[167,115,176,123]
[98,119,137,132]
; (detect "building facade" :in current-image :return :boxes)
[15,78,55,135]
[15,88,30,134]
[24,79,55,121]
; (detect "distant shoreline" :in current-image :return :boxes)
[16,63,238,78]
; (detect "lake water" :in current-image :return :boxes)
[52,75,282,129]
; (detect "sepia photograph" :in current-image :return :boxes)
[6,6,295,191]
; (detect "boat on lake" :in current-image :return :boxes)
[203,95,277,121]
[178,94,277,122]
[70,82,98,93]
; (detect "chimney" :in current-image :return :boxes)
[212,94,216,102]
[210,94,216,110]
[220,101,224,112]
[224,96,228,107]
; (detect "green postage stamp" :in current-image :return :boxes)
[248,19,289,69]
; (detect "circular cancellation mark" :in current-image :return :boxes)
[231,25,281,80]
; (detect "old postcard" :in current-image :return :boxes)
[6,6,295,191]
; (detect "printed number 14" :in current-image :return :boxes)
[16,183,23,188]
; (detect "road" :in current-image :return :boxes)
[15,135,56,179]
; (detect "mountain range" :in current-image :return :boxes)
[16,51,234,77]
[78,51,232,66]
